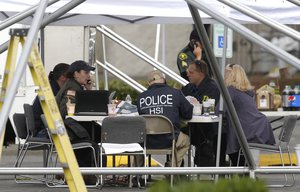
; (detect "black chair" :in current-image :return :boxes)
[40,114,99,187]
[13,104,53,184]
[238,115,298,187]
[99,116,146,188]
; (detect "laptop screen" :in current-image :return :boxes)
[74,90,110,115]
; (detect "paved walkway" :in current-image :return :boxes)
[1,143,300,192]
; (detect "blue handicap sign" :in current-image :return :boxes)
[218,36,224,48]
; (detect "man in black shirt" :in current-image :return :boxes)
[182,60,225,167]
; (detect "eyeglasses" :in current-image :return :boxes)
[227,64,236,68]
[226,64,237,69]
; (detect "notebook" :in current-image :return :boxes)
[74,90,110,116]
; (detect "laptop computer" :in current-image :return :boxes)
[74,90,110,116]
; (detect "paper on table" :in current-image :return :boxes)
[100,143,143,155]
[185,96,199,105]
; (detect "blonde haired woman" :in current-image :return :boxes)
[224,64,275,166]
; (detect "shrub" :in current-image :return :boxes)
[148,177,268,192]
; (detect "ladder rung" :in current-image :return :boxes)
[9,28,29,36]
[49,128,63,135]
[61,163,69,168]
[39,95,45,101]
[27,62,33,67]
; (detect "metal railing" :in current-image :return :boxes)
[0,166,300,175]
[95,25,189,87]
[96,60,146,93]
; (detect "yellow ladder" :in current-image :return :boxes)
[0,30,20,157]
[0,28,87,191]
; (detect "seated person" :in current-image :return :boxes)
[32,63,69,137]
[137,70,193,167]
[223,64,276,166]
[55,60,102,184]
[182,60,225,167]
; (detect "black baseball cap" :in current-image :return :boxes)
[189,29,200,42]
[67,60,95,73]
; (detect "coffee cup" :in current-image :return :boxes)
[67,103,75,116]
[193,103,202,115]
[202,101,210,116]
[207,99,215,115]
[107,104,117,116]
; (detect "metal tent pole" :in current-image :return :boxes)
[0,0,49,151]
[215,25,228,181]
[0,0,59,31]
[287,0,300,7]
[187,1,256,170]
[186,0,300,70]
[99,26,109,90]
[0,0,86,54]
[40,0,86,28]
[218,0,300,41]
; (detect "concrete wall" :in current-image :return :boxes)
[44,26,86,74]
[41,24,300,81]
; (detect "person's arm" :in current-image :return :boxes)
[56,89,74,118]
[179,91,193,120]
[193,43,202,60]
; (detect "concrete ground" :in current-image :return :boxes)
[0,117,300,191]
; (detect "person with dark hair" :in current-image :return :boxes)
[56,60,95,119]
[32,63,69,137]
[177,28,211,81]
[182,60,226,168]
[55,60,97,142]
[55,60,99,184]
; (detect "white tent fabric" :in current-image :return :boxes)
[0,0,299,25]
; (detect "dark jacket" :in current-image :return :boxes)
[32,79,60,134]
[56,79,83,119]
[225,86,276,154]
[137,83,193,148]
[177,44,211,80]
[177,45,195,81]
[182,76,220,142]
[55,79,92,142]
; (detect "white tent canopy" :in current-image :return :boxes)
[0,0,300,25]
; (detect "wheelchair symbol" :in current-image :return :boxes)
[218,36,224,48]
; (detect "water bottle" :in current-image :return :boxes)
[125,94,132,104]
[282,85,291,111]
